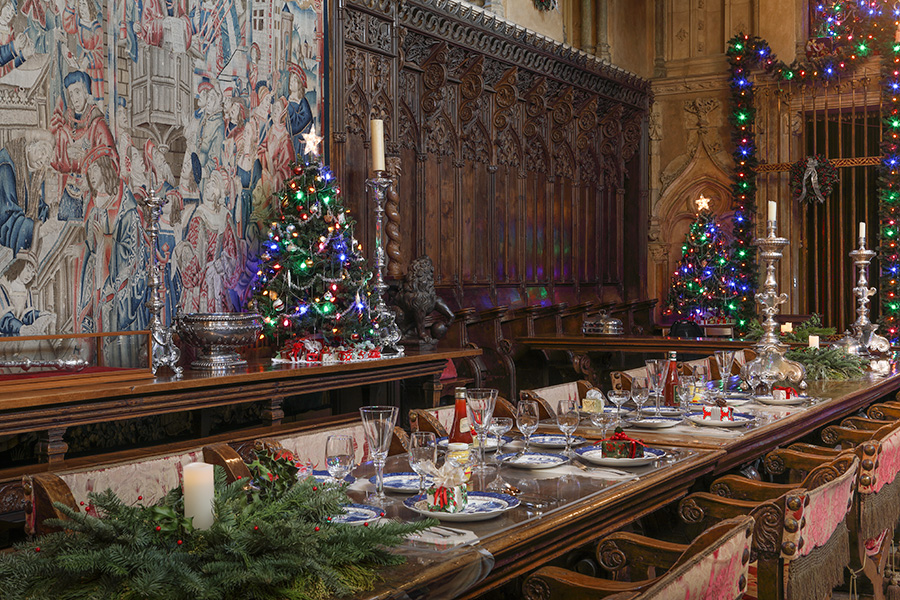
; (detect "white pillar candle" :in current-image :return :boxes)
[808,335,820,349]
[859,221,866,240]
[370,119,385,173]
[780,322,793,333]
[183,462,215,530]
[768,200,777,222]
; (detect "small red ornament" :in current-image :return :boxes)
[237,475,242,480]
[34,547,40,552]
[314,526,320,531]
[380,512,385,517]
[177,540,183,545]
[254,526,259,530]
[137,496,143,501]
[80,501,84,506]
[312,486,318,491]
[326,517,332,521]
[155,526,161,532]
[363,522,369,527]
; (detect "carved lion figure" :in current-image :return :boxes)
[392,256,454,347]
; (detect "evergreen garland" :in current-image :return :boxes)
[784,346,869,380]
[780,313,837,344]
[534,0,557,9]
[0,452,434,600]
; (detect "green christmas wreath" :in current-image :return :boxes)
[789,154,838,204]
[534,0,557,10]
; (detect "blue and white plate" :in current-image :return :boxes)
[437,436,512,452]
[495,451,568,469]
[626,416,682,429]
[310,470,356,484]
[648,406,683,417]
[371,472,433,494]
[575,445,665,467]
[529,434,587,449]
[404,491,520,522]
[331,504,382,525]
[686,411,755,428]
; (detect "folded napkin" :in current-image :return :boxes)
[528,464,639,480]
[406,526,478,548]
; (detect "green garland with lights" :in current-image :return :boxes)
[726,1,900,339]
[0,450,433,600]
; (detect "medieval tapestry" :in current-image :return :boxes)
[0,0,326,367]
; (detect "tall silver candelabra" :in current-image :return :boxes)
[849,237,890,355]
[366,171,404,356]
[145,193,182,377]
[741,220,806,389]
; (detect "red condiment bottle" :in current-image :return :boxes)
[663,351,678,407]
[448,387,473,444]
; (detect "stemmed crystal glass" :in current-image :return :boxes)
[607,390,630,427]
[516,399,540,453]
[676,377,695,414]
[325,435,355,483]
[359,405,399,504]
[488,417,513,454]
[631,378,650,420]
[556,397,580,456]
[714,350,735,395]
[408,431,437,495]
[645,359,665,415]
[466,388,498,473]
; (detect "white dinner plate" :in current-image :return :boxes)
[529,434,587,449]
[371,472,433,493]
[437,436,512,452]
[626,416,682,429]
[495,451,568,469]
[404,491,519,522]
[686,411,755,428]
[331,504,382,525]
[647,406,683,417]
[575,445,665,467]
[754,395,807,406]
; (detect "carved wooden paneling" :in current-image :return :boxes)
[334,0,651,309]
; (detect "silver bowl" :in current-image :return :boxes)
[177,312,262,371]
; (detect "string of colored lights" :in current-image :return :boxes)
[725,0,899,336]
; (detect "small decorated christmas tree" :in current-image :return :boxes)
[666,207,737,321]
[249,134,383,363]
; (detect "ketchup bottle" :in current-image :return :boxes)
[448,387,473,444]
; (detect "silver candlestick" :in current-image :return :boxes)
[848,237,890,355]
[741,220,806,390]
[366,171,404,356]
[145,192,182,377]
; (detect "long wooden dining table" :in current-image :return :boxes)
[354,365,900,599]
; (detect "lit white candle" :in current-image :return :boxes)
[780,322,793,334]
[370,119,385,173]
[859,221,866,240]
[768,200,777,222]
[808,335,820,349]
[183,462,215,530]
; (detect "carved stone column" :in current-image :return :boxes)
[581,0,596,55]
[596,0,610,61]
[386,156,404,278]
[654,0,666,78]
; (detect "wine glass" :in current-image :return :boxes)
[325,434,355,483]
[516,399,540,453]
[631,378,650,420]
[359,405,399,504]
[556,397,580,456]
[714,350,735,395]
[675,380,694,414]
[607,390,630,427]
[408,431,437,495]
[488,417,513,454]
[645,359,665,415]
[760,371,778,397]
[466,388,498,473]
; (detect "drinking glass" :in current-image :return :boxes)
[488,417,513,453]
[714,350,735,395]
[516,399,540,453]
[607,390,630,427]
[359,405,399,504]
[466,388,498,473]
[325,435,355,483]
[556,397,580,456]
[645,359,665,415]
[760,371,778,397]
[631,378,650,420]
[408,431,437,495]
[675,381,694,414]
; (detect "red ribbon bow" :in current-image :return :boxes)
[773,386,797,399]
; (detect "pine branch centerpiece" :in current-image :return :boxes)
[784,346,869,380]
[0,450,433,599]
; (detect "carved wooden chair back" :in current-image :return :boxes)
[520,380,595,420]
[521,515,754,600]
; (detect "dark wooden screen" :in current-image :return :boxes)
[331,0,651,311]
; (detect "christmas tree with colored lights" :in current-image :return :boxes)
[666,208,737,321]
[249,134,383,363]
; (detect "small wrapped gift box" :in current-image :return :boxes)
[596,427,644,458]
[338,350,354,362]
[702,405,734,421]
[426,484,468,513]
[581,389,604,414]
[773,386,797,401]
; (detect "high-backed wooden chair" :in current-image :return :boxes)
[522,515,754,600]
[765,418,900,600]
[520,380,597,420]
[409,396,517,438]
[678,453,859,600]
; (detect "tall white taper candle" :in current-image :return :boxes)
[370,119,385,173]
[767,200,777,222]
[859,221,866,240]
[183,462,215,529]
